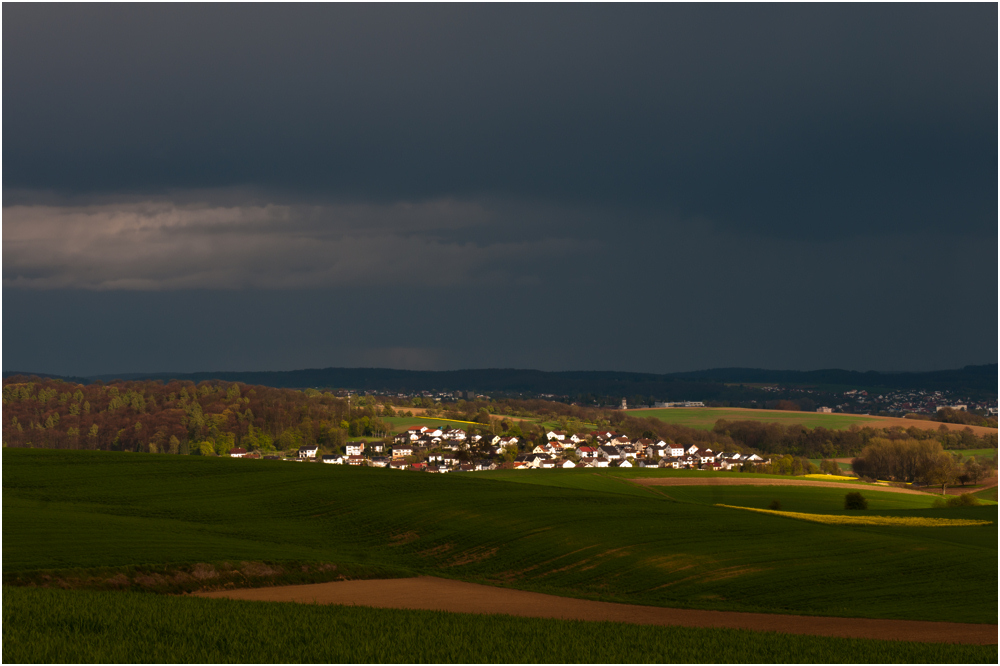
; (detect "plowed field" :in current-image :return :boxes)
[196,577,997,644]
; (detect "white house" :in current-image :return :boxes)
[322,454,345,464]
[597,446,621,460]
[229,447,248,458]
[298,444,319,459]
[345,442,366,457]
[546,430,567,441]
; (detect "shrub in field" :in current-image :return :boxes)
[933,494,981,508]
[844,491,868,510]
[767,499,782,510]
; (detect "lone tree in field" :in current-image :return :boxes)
[844,491,868,510]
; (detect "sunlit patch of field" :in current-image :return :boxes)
[717,504,994,527]
[630,407,880,431]
[801,474,861,482]
[647,483,938,513]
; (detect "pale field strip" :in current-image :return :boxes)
[716,504,994,527]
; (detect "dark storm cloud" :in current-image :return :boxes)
[4,4,996,238]
[3,4,996,375]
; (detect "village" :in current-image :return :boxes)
[226,425,770,473]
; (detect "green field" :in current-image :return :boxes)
[382,415,488,431]
[4,450,996,626]
[4,586,994,664]
[951,448,999,459]
[633,408,881,431]
[646,484,940,513]
[808,458,855,471]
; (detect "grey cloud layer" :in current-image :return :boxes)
[2,198,597,290]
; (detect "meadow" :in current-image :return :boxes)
[631,407,881,431]
[4,449,996,627]
[952,448,999,460]
[6,586,995,664]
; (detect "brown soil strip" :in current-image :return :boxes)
[631,477,928,495]
[195,576,996,644]
[941,475,998,497]
[826,465,999,497]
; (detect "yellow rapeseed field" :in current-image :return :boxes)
[716,505,993,527]
[801,474,859,482]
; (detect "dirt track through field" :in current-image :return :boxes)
[196,576,996,644]
[631,477,929,495]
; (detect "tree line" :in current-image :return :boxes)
[711,419,996,458]
[4,376,996,471]
[851,438,993,491]
[3,376,360,455]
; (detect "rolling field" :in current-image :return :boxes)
[6,586,995,664]
[630,407,999,436]
[382,415,492,431]
[646,484,940,513]
[4,449,996,626]
[808,458,854,472]
[632,407,881,430]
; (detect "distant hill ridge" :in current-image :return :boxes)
[4,364,996,398]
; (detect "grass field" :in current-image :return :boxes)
[647,484,939,513]
[971,485,999,503]
[5,587,994,664]
[382,415,492,431]
[808,459,855,472]
[4,449,996,627]
[951,448,999,459]
[633,407,881,431]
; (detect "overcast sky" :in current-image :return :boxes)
[4,4,996,376]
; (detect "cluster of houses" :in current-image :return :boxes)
[228,425,769,473]
[511,429,767,471]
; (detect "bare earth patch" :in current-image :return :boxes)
[195,576,996,645]
[631,477,929,495]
